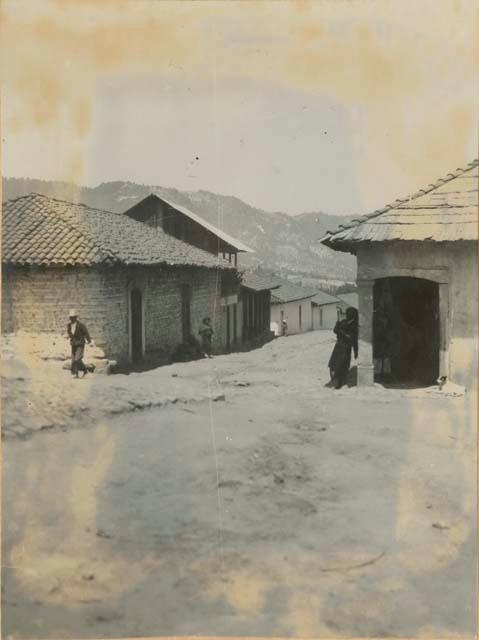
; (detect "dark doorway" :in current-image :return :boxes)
[226,305,231,350]
[233,303,237,345]
[373,277,439,386]
[181,284,191,343]
[131,287,143,363]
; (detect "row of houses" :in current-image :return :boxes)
[4,157,475,388]
[3,191,325,366]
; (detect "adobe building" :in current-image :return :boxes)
[1,193,239,364]
[270,279,317,335]
[123,193,253,266]
[123,194,279,351]
[322,159,478,388]
[240,271,280,343]
[123,193,253,349]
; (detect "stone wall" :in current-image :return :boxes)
[1,266,129,360]
[129,265,239,357]
[2,264,240,364]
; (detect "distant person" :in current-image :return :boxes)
[282,319,288,336]
[328,307,358,389]
[67,309,92,378]
[199,317,214,358]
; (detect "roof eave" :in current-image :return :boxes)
[311,300,340,307]
[272,294,317,304]
[321,237,358,255]
[241,283,281,292]
[320,159,478,248]
[221,242,254,255]
[322,236,477,254]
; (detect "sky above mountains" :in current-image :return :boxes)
[1,0,478,215]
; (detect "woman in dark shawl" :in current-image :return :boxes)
[328,307,358,389]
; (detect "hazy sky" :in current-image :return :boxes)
[1,0,478,215]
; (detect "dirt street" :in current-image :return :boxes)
[2,332,477,638]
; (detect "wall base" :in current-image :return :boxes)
[357,364,375,386]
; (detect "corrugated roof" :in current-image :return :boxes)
[271,279,318,304]
[1,193,235,269]
[310,290,343,306]
[321,159,478,253]
[240,271,281,292]
[134,193,254,253]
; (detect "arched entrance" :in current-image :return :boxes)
[130,287,144,363]
[373,277,440,386]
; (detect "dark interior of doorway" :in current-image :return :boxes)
[373,277,439,387]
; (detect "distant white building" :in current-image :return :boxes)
[311,291,348,330]
[270,280,316,335]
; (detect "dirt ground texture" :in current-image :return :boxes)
[2,331,477,638]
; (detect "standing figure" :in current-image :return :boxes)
[281,319,288,336]
[67,309,92,378]
[328,307,358,389]
[199,317,214,358]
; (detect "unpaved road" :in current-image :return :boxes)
[2,332,477,638]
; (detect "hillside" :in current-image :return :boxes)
[2,177,357,281]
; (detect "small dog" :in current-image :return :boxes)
[437,375,447,390]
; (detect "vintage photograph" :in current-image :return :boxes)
[1,1,478,638]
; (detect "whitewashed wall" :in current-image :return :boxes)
[271,298,313,335]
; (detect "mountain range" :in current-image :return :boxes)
[2,177,357,283]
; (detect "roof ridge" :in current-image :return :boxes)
[3,192,124,219]
[3,193,236,269]
[323,159,478,238]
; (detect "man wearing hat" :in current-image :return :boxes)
[67,309,92,378]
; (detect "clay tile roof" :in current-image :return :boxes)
[270,278,318,304]
[1,193,235,270]
[310,290,343,306]
[321,159,478,253]
[240,270,281,292]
